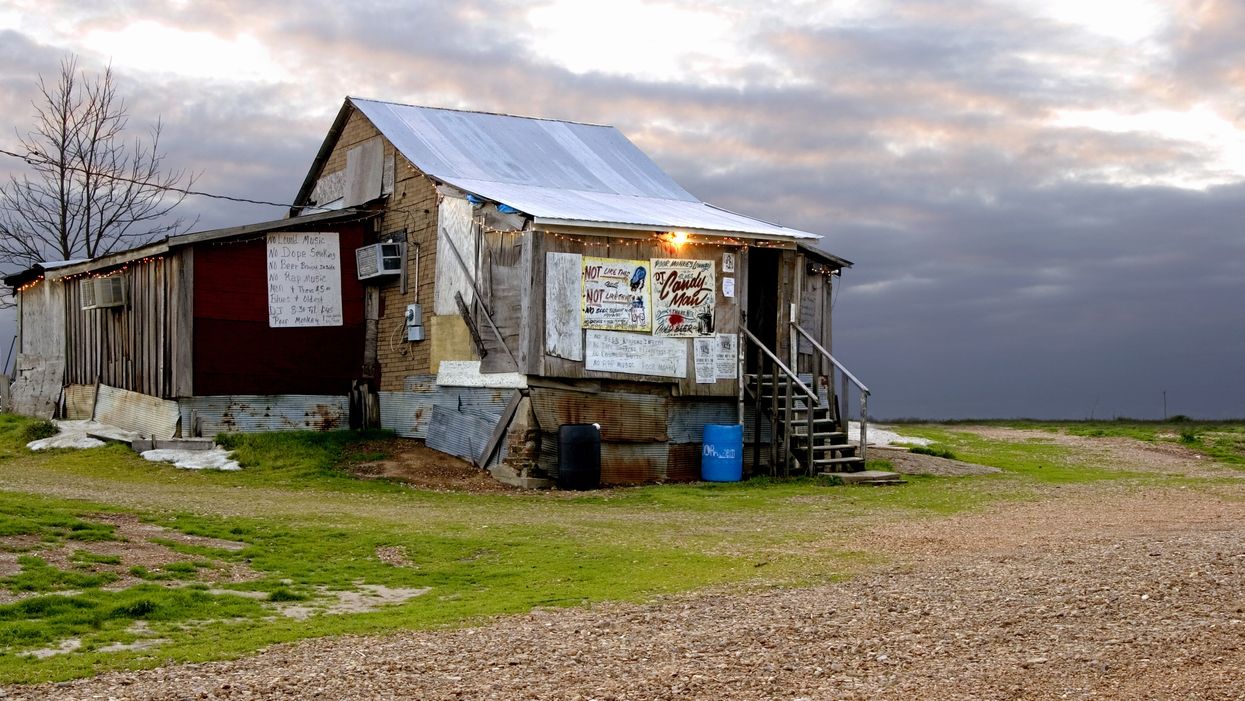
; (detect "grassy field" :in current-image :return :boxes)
[0,414,1240,684]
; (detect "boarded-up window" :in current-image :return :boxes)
[544,251,583,360]
[343,137,384,207]
[434,196,476,315]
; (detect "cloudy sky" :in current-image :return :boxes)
[1,0,1242,419]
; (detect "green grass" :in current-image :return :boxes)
[907,444,957,460]
[0,413,1240,683]
[918,419,1245,468]
[3,556,119,592]
[19,420,58,444]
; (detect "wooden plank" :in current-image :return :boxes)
[455,291,488,358]
[171,249,194,398]
[525,231,545,376]
[479,391,522,468]
[480,232,523,374]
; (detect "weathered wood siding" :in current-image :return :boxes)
[17,277,65,361]
[62,256,186,398]
[533,231,741,398]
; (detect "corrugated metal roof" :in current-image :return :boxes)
[350,98,820,242]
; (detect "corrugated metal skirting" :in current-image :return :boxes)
[63,384,97,420]
[425,404,495,464]
[379,377,515,440]
[179,395,349,437]
[529,388,669,442]
[539,438,702,485]
[94,385,181,439]
[667,399,737,443]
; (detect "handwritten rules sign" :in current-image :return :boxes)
[581,257,651,332]
[585,331,687,378]
[267,232,343,327]
[651,258,715,337]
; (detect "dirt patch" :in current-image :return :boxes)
[0,514,259,604]
[89,514,249,552]
[948,425,1240,478]
[345,437,516,493]
[374,545,414,568]
[869,446,1001,476]
[279,584,432,620]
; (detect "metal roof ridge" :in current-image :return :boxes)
[347,96,613,129]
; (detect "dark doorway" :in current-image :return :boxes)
[746,247,780,370]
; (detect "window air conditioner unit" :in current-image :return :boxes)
[81,276,127,310]
[356,243,403,281]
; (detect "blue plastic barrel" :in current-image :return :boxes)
[701,424,744,482]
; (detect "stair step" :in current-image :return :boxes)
[822,469,905,484]
[805,446,859,456]
[790,431,847,440]
[787,417,837,427]
[814,456,867,466]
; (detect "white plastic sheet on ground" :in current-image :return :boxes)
[26,419,140,450]
[25,419,241,471]
[848,421,932,447]
[141,448,241,471]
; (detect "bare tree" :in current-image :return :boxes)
[0,56,195,272]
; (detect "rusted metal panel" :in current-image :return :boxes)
[600,443,669,485]
[667,443,702,482]
[667,399,737,443]
[378,390,432,438]
[538,437,705,485]
[529,387,668,442]
[179,394,348,437]
[95,384,180,439]
[63,384,97,420]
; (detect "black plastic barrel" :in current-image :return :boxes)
[557,423,601,490]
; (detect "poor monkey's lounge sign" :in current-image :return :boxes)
[652,258,715,337]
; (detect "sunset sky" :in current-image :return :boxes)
[1,0,1242,419]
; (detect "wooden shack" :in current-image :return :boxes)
[288,98,870,485]
[4,209,377,437]
[5,97,869,485]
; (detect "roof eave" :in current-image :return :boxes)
[532,217,819,244]
[168,207,376,247]
[798,243,853,269]
[290,99,356,215]
[44,243,171,281]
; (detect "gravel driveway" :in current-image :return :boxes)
[8,429,1244,700]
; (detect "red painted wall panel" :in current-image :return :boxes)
[193,226,367,396]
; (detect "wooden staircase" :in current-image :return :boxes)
[744,372,864,476]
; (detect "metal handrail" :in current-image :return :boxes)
[741,328,817,401]
[742,328,819,475]
[790,322,870,463]
[790,324,870,395]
